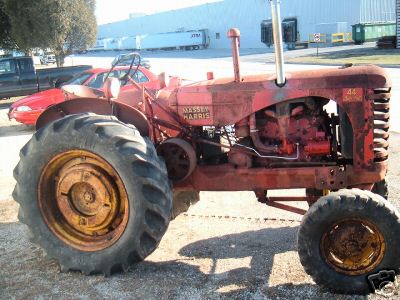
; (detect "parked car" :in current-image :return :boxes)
[8,66,160,125]
[40,53,56,65]
[0,56,92,99]
[111,53,151,69]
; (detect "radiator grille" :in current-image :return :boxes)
[373,88,390,162]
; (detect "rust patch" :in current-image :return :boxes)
[36,98,149,136]
[320,218,385,276]
[38,150,129,252]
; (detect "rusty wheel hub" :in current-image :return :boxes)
[321,218,385,275]
[69,182,100,216]
[39,150,129,251]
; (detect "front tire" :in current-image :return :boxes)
[13,113,172,275]
[171,190,200,220]
[298,189,400,294]
[372,179,388,200]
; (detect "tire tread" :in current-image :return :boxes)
[13,113,172,276]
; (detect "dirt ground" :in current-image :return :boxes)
[1,58,400,299]
[1,115,399,300]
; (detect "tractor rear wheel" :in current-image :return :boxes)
[298,189,400,294]
[13,113,172,275]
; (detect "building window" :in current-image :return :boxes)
[216,33,220,39]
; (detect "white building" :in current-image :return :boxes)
[98,0,396,49]
[397,0,400,48]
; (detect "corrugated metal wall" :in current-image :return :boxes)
[98,0,268,48]
[360,0,396,23]
[279,0,361,41]
[397,0,400,48]
[98,0,396,49]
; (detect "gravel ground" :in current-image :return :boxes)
[1,118,399,300]
[0,56,399,299]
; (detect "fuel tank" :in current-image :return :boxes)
[156,65,390,127]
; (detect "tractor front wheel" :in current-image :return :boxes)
[13,113,172,275]
[372,179,388,200]
[171,190,200,220]
[298,189,400,294]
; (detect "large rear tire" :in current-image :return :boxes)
[298,189,400,294]
[13,113,172,275]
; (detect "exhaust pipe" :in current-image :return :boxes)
[269,0,286,86]
[227,28,241,82]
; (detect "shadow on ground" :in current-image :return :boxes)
[315,48,400,59]
[289,47,400,66]
[0,102,11,109]
[0,220,370,299]
[0,123,34,137]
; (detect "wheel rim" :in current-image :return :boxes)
[320,218,385,275]
[159,143,190,180]
[157,138,196,182]
[39,150,129,251]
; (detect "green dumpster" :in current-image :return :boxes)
[352,24,365,44]
[352,23,396,45]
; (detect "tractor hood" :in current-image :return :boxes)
[159,65,390,126]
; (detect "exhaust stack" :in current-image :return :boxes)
[227,28,241,82]
[269,0,286,86]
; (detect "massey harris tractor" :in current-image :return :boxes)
[13,0,399,295]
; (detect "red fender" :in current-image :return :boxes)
[36,98,150,137]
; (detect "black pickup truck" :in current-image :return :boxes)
[0,56,92,99]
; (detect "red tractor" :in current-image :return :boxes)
[13,0,399,294]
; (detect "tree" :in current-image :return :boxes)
[61,0,97,65]
[3,0,47,53]
[4,0,97,66]
[0,0,16,50]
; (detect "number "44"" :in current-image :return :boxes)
[343,88,363,102]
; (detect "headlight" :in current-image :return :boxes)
[16,106,32,112]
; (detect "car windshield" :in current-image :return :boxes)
[86,69,148,89]
[112,54,146,66]
[113,56,134,66]
[86,71,112,89]
[65,72,92,85]
[119,69,149,84]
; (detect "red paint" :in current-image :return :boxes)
[8,66,159,125]
[34,31,391,216]
[304,141,331,156]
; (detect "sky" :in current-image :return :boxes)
[96,0,222,25]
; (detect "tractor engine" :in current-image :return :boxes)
[230,97,334,167]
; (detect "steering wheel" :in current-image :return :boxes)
[116,53,142,86]
[104,52,142,86]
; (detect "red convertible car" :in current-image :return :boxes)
[8,66,160,125]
